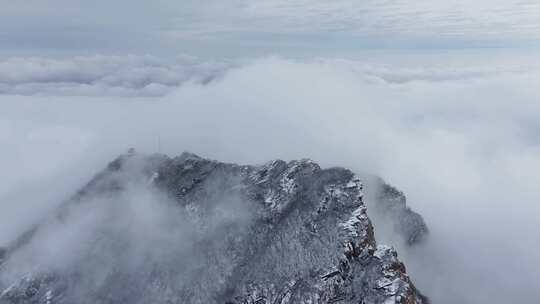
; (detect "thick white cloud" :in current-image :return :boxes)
[1,49,539,303]
[1,55,539,304]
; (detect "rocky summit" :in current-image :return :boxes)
[0,152,429,304]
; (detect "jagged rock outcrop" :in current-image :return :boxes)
[0,249,5,267]
[0,152,428,304]
[369,180,428,245]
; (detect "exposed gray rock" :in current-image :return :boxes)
[0,152,428,304]
[370,179,428,246]
[0,249,5,266]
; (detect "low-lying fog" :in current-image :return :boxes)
[1,54,539,303]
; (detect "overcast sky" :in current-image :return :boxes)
[1,0,540,57]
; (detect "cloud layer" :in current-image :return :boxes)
[1,0,539,55]
[244,0,540,40]
[1,51,538,96]
[1,55,539,303]
[0,55,231,96]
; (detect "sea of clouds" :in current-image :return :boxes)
[1,53,539,303]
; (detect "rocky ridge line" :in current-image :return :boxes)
[0,152,429,304]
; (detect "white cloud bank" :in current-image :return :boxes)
[0,55,232,96]
[1,51,538,96]
[1,55,539,303]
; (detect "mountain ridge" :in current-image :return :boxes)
[0,152,429,304]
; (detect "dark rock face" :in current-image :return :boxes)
[0,249,5,266]
[371,181,429,246]
[0,152,428,304]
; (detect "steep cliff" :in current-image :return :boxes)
[366,178,428,246]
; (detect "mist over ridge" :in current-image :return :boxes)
[1,55,539,303]
[1,1,540,302]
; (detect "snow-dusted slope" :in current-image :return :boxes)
[0,152,428,304]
